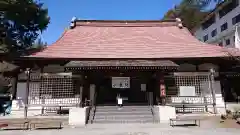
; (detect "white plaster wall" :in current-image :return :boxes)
[14,82,27,110]
[16,82,27,101]
[194,0,240,47]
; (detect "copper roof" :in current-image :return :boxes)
[29,19,240,59]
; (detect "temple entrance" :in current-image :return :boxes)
[96,76,117,105]
[95,72,151,106]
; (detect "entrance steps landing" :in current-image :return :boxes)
[90,106,154,124]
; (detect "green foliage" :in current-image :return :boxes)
[26,38,46,55]
[163,0,224,32]
[0,0,49,56]
[183,0,223,10]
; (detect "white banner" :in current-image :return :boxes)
[112,77,130,88]
[179,86,196,96]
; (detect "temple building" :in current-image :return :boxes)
[10,19,240,124]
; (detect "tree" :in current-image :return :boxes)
[26,38,47,55]
[0,0,49,57]
[163,0,224,33]
[183,0,223,9]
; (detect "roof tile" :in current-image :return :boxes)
[30,20,240,59]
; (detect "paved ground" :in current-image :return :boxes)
[0,123,240,135]
[0,115,239,135]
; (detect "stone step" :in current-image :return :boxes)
[96,106,151,109]
[94,118,153,122]
[94,115,153,120]
[94,111,153,115]
[91,106,155,124]
[97,105,149,108]
[93,119,154,124]
[96,108,152,112]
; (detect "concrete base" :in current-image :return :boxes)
[69,107,90,126]
[226,103,240,112]
[207,106,226,115]
[157,106,176,123]
[9,106,42,118]
[237,118,240,123]
[206,94,226,115]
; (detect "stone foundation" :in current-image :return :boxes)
[69,107,90,126]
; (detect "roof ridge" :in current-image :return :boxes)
[73,19,180,27]
[75,19,177,23]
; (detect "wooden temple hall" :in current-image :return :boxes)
[11,19,240,123]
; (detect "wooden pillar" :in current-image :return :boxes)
[79,85,83,107]
[11,73,18,100]
[82,72,90,106]
[209,68,217,114]
[74,74,83,107]
[39,67,45,114]
[80,72,86,107]
[24,68,30,119]
[159,73,166,105]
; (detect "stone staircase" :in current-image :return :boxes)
[89,106,155,124]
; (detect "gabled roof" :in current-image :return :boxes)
[0,61,18,73]
[29,19,240,59]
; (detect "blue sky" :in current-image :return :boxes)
[40,0,182,44]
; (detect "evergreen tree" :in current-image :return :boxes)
[0,0,49,57]
[163,0,225,33]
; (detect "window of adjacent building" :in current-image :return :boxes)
[221,22,228,31]
[219,42,223,46]
[203,34,208,41]
[219,0,239,18]
[232,13,240,25]
[225,39,230,45]
[211,29,217,37]
[202,15,216,30]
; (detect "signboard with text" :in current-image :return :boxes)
[112,77,130,88]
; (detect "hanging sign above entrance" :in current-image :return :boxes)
[112,77,130,88]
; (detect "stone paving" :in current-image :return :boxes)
[0,123,240,135]
[0,115,239,135]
